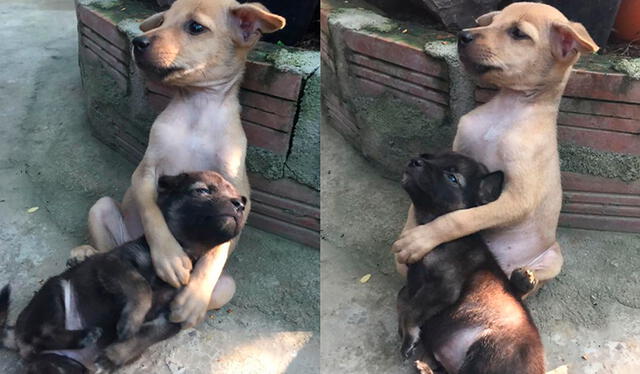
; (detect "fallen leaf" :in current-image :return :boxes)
[359,274,371,283]
[27,207,39,213]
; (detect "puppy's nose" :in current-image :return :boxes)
[231,198,245,213]
[458,31,474,45]
[132,36,151,51]
[408,158,426,168]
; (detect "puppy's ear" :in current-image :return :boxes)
[475,11,500,27]
[551,21,599,60]
[229,3,286,47]
[158,173,189,193]
[478,171,503,205]
[140,12,166,32]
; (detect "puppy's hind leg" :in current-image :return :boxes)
[97,259,152,340]
[97,316,181,370]
[397,286,421,359]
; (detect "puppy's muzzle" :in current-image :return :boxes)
[231,198,245,213]
[458,30,475,47]
[132,35,151,52]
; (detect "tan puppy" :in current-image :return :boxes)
[392,3,598,286]
[70,0,285,328]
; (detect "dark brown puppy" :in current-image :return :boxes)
[397,152,544,374]
[0,171,246,373]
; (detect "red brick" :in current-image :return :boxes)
[342,29,448,79]
[565,69,640,105]
[562,202,640,218]
[249,173,319,206]
[350,65,449,105]
[562,172,640,195]
[557,112,640,135]
[354,77,448,120]
[558,126,639,155]
[559,213,640,233]
[242,61,302,101]
[239,90,297,118]
[242,121,289,154]
[324,91,359,141]
[247,211,320,248]
[251,192,320,231]
[77,4,127,50]
[563,191,640,207]
[80,26,129,64]
[560,97,640,121]
[146,80,174,98]
[241,106,294,132]
[82,36,128,76]
[147,92,170,113]
[348,53,449,93]
[80,46,128,92]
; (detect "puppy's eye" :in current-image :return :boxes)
[509,26,529,40]
[186,21,207,35]
[194,188,210,194]
[445,173,459,185]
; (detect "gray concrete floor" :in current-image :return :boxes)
[321,123,640,374]
[0,0,319,372]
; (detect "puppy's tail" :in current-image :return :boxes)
[0,285,16,350]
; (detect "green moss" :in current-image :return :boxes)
[285,70,320,190]
[250,43,320,76]
[559,143,640,182]
[612,58,640,80]
[352,94,454,176]
[86,0,157,24]
[424,40,474,125]
[330,7,397,33]
[246,146,286,180]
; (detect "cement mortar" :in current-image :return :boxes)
[560,143,640,182]
[285,69,321,189]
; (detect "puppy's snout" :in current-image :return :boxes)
[458,31,474,46]
[231,198,245,213]
[132,35,151,51]
[409,158,426,168]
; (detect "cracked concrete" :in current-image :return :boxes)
[321,122,640,374]
[0,0,319,372]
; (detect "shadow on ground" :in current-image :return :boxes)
[0,1,319,372]
[321,123,640,374]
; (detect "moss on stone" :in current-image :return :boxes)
[285,69,320,190]
[246,146,286,180]
[85,0,156,24]
[559,143,640,182]
[352,94,454,176]
[612,58,640,80]
[250,43,319,76]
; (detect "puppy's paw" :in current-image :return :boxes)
[510,267,539,296]
[80,327,103,347]
[116,315,142,341]
[67,245,99,267]
[97,343,131,370]
[401,338,418,359]
[415,360,435,374]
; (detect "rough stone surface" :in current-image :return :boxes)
[353,94,454,177]
[613,58,640,80]
[285,69,321,189]
[417,0,499,30]
[0,1,319,372]
[321,123,640,374]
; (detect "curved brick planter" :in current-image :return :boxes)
[76,0,320,247]
[322,0,640,233]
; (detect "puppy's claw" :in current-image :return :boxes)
[68,245,99,267]
[510,267,539,296]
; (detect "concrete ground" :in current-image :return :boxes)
[0,0,319,373]
[321,123,640,374]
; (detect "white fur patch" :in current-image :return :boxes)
[61,280,84,331]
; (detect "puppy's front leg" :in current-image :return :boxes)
[393,163,538,264]
[170,241,232,328]
[132,163,192,288]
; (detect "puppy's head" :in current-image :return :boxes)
[132,0,285,86]
[156,171,247,255]
[457,2,598,91]
[402,152,503,217]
